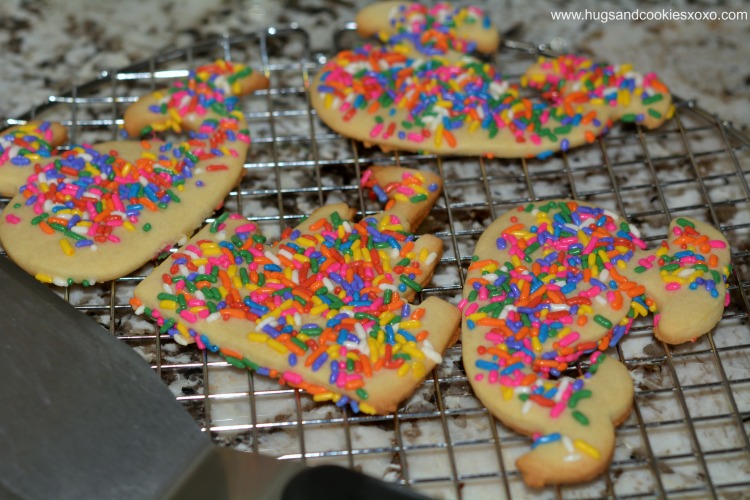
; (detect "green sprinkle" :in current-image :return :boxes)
[355,388,369,400]
[330,211,343,227]
[383,288,392,304]
[399,275,423,292]
[634,265,647,273]
[648,109,662,119]
[211,212,230,233]
[31,213,49,225]
[621,113,636,122]
[243,358,260,371]
[593,314,613,329]
[567,389,592,408]
[225,356,246,369]
[572,410,590,425]
[676,218,695,228]
[661,263,680,272]
[143,223,152,232]
[301,326,323,336]
[642,94,663,105]
[410,194,428,203]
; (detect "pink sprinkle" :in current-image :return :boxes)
[550,401,566,418]
[179,310,198,323]
[195,336,206,350]
[464,302,479,316]
[665,282,681,291]
[360,169,373,186]
[370,122,384,138]
[709,240,727,248]
[558,331,580,347]
[475,374,485,382]
[283,371,303,385]
[406,132,424,143]
[654,313,661,327]
[485,332,505,343]
[4,214,21,224]
[488,370,499,384]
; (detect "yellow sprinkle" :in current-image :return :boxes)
[502,387,514,400]
[359,403,377,414]
[434,124,444,148]
[313,392,335,402]
[35,273,53,283]
[248,332,268,343]
[159,300,178,310]
[267,338,288,354]
[412,362,426,379]
[399,320,420,330]
[631,302,648,317]
[403,343,425,360]
[573,439,601,459]
[379,311,396,326]
[468,312,487,322]
[531,337,542,353]
[59,239,74,256]
[369,338,380,363]
[397,363,410,377]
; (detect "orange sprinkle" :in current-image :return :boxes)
[38,220,55,234]
[220,347,243,360]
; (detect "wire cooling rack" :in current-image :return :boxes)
[2,25,750,499]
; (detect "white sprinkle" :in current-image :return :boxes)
[420,339,443,364]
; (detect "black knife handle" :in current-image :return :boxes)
[282,465,430,500]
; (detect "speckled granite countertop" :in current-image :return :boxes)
[1,0,748,131]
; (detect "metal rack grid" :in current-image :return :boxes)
[2,25,750,499]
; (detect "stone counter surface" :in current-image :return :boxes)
[0,0,748,131]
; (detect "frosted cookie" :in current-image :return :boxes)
[311,49,673,158]
[0,121,68,196]
[123,60,269,137]
[131,168,460,414]
[356,2,499,59]
[0,61,264,285]
[461,200,729,487]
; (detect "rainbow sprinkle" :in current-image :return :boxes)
[379,3,493,56]
[2,62,251,269]
[132,201,444,414]
[139,60,255,135]
[314,49,672,158]
[464,200,730,460]
[0,121,57,168]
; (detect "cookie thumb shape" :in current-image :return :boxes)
[515,354,633,488]
[620,217,731,344]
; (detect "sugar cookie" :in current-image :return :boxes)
[123,60,269,137]
[0,61,268,285]
[312,13,673,158]
[355,2,499,59]
[0,121,68,196]
[461,200,729,487]
[131,167,460,414]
